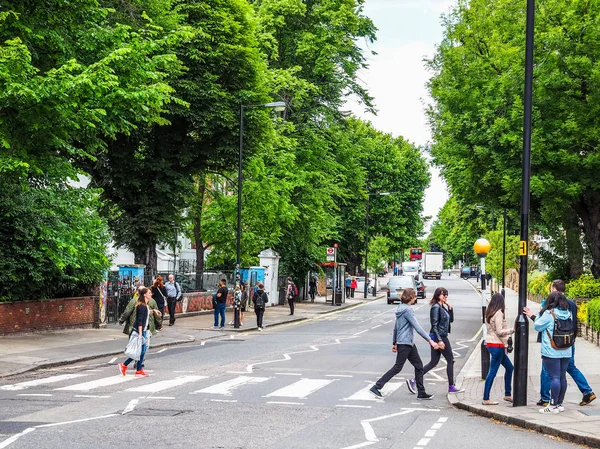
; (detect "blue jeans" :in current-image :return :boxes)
[214,303,226,327]
[540,345,591,401]
[483,346,514,400]
[124,331,147,371]
[542,356,570,405]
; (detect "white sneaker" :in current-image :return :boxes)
[258,327,262,331]
[539,405,560,414]
[557,405,565,412]
[240,322,243,326]
[228,321,234,325]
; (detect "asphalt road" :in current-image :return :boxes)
[0,275,583,449]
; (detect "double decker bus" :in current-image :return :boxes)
[409,247,423,262]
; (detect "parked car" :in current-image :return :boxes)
[355,276,374,295]
[460,266,480,279]
[387,275,418,304]
[416,279,426,299]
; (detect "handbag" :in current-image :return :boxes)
[507,336,514,353]
[124,331,147,360]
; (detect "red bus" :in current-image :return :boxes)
[409,248,423,262]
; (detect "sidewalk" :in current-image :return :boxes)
[451,281,600,447]
[0,293,380,379]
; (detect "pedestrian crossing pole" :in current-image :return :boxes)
[474,238,491,380]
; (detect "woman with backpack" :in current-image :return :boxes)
[253,282,267,331]
[525,291,573,414]
[482,293,515,405]
[406,287,463,394]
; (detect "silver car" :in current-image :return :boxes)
[387,275,418,304]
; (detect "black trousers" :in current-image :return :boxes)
[423,336,454,385]
[156,302,165,329]
[345,286,351,296]
[255,308,265,328]
[350,288,355,298]
[375,344,425,394]
[167,297,178,325]
[288,296,294,315]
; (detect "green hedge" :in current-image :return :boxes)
[528,272,550,296]
[588,297,600,332]
[565,274,600,299]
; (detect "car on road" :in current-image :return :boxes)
[355,276,374,295]
[460,266,480,279]
[387,275,418,304]
[416,279,426,299]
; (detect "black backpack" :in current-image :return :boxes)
[546,310,575,350]
[255,291,267,308]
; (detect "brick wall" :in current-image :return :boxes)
[0,297,97,335]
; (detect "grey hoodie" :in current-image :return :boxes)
[392,304,431,345]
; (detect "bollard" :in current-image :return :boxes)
[234,307,240,329]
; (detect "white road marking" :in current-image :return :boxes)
[416,439,430,446]
[431,423,443,429]
[266,401,304,405]
[127,375,207,393]
[173,371,195,373]
[353,329,370,336]
[122,399,139,414]
[438,417,448,422]
[35,414,117,428]
[425,430,436,437]
[265,378,335,399]
[326,374,353,378]
[1,374,88,391]
[17,394,52,397]
[275,373,302,376]
[336,405,371,409]
[370,325,381,330]
[108,357,118,364]
[55,375,137,391]
[85,370,104,372]
[210,399,237,403]
[74,395,111,398]
[0,428,35,449]
[191,376,269,396]
[341,381,403,402]
[156,348,168,354]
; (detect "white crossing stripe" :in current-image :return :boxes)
[127,376,207,393]
[55,375,137,391]
[266,378,335,399]
[191,376,269,396]
[1,374,88,391]
[341,381,403,402]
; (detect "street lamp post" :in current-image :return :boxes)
[237,101,286,329]
[173,226,179,277]
[502,209,507,297]
[514,0,535,407]
[364,191,391,298]
[474,238,491,380]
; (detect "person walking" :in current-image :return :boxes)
[350,276,357,298]
[407,287,463,394]
[309,276,317,302]
[370,288,438,400]
[164,274,182,326]
[287,277,297,315]
[151,276,167,330]
[345,275,352,297]
[524,291,574,413]
[524,279,596,407]
[253,282,268,331]
[213,279,228,329]
[119,287,162,337]
[119,287,153,377]
[482,293,515,405]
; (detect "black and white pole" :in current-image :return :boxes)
[474,238,491,380]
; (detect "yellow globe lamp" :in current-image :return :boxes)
[474,238,491,258]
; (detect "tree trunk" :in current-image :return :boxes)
[564,210,584,279]
[574,190,600,278]
[134,244,157,279]
[192,175,207,289]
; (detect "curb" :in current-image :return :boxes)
[448,395,600,448]
[2,298,371,379]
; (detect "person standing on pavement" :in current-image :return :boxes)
[214,279,229,329]
[287,277,297,315]
[525,291,574,413]
[482,293,515,405]
[350,276,357,298]
[345,275,352,298]
[408,287,464,394]
[253,282,268,331]
[309,276,317,301]
[119,287,152,377]
[165,274,182,326]
[370,288,439,400]
[151,276,167,330]
[524,279,596,407]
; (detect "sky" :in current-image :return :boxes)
[348,0,457,234]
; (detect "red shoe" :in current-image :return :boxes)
[119,363,127,376]
[135,370,149,377]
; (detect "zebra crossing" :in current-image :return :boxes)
[0,369,411,406]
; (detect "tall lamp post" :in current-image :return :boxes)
[474,238,491,380]
[514,0,535,407]
[237,101,286,329]
[364,191,391,298]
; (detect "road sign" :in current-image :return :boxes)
[519,240,527,256]
[326,247,335,256]
[326,255,335,261]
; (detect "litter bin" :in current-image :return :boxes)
[334,290,342,306]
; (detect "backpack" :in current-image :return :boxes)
[255,291,267,308]
[546,310,575,350]
[291,282,298,297]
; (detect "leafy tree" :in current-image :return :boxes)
[367,235,390,275]
[483,230,520,283]
[427,0,600,277]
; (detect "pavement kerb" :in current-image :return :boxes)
[3,295,379,379]
[447,393,600,448]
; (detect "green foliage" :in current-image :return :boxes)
[367,235,390,274]
[0,178,110,301]
[587,298,600,332]
[483,230,520,282]
[578,301,589,325]
[528,272,550,297]
[565,274,600,299]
